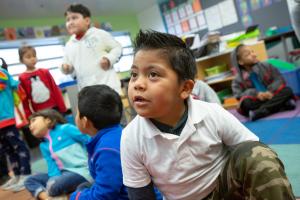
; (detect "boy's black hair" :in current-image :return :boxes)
[78,85,123,131]
[29,109,67,129]
[133,30,197,81]
[64,3,91,18]
[18,46,36,61]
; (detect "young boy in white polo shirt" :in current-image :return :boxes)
[120,30,295,200]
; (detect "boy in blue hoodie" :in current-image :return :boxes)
[71,84,128,200]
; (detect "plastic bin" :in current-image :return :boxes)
[217,88,232,103]
[205,64,227,77]
[280,68,300,96]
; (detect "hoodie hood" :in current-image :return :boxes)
[231,44,244,80]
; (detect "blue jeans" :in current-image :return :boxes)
[24,170,88,197]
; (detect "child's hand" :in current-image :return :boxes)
[257,92,267,101]
[62,64,73,74]
[100,57,110,70]
[264,91,273,99]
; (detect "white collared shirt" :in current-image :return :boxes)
[121,97,258,200]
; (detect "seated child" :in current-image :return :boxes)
[192,80,221,104]
[231,44,295,121]
[120,30,295,200]
[0,67,31,192]
[25,109,91,200]
[70,84,129,199]
[18,45,67,119]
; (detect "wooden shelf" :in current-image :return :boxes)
[206,75,235,85]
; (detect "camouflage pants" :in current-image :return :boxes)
[204,141,295,200]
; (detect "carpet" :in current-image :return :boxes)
[229,100,300,196]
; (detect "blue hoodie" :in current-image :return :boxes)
[70,124,128,200]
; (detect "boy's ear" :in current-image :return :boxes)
[180,80,194,99]
[85,17,91,26]
[81,116,90,129]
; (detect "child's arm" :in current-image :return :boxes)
[120,132,158,200]
[98,31,122,70]
[19,76,33,119]
[127,183,157,200]
[44,69,67,113]
[264,63,286,93]
[61,63,74,74]
[69,148,124,200]
[7,70,18,89]
[232,78,257,99]
[61,50,74,74]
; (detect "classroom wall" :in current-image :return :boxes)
[137,4,166,33]
[0,14,140,39]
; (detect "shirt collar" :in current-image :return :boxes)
[142,96,207,139]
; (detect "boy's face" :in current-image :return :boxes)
[29,116,50,138]
[128,49,193,126]
[65,12,90,35]
[238,46,259,67]
[75,108,87,134]
[75,108,95,136]
[21,50,37,69]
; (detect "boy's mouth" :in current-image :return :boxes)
[133,96,146,102]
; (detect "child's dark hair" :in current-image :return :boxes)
[18,46,36,61]
[64,3,91,18]
[133,30,197,81]
[29,109,67,129]
[78,85,123,130]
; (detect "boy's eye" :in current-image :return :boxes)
[149,72,159,78]
[130,71,138,78]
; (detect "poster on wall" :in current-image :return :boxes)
[236,0,250,15]
[236,0,253,27]
[192,0,202,12]
[185,3,194,15]
[204,5,223,31]
[261,0,273,7]
[218,0,238,27]
[178,6,187,19]
[175,24,182,35]
[168,26,176,35]
[181,20,190,32]
[189,17,198,31]
[171,9,179,23]
[196,11,207,30]
[250,0,262,10]
[242,15,253,27]
[164,13,173,27]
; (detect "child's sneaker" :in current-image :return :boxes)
[284,99,296,111]
[0,176,19,190]
[11,174,30,192]
[249,108,269,121]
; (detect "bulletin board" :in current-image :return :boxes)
[159,0,291,37]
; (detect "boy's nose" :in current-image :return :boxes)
[133,77,146,91]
